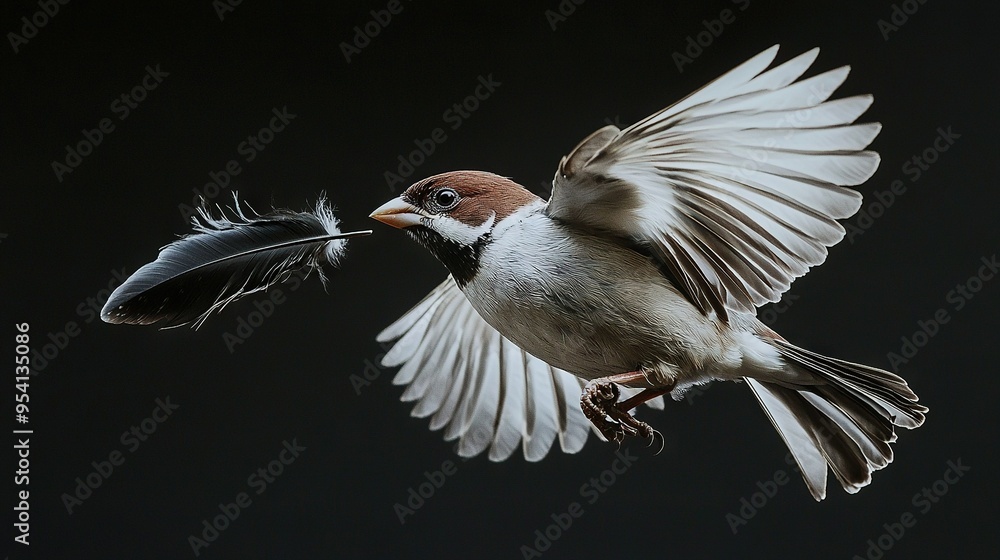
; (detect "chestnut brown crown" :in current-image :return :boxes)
[401,171,541,227]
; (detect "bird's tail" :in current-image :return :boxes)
[746,338,927,501]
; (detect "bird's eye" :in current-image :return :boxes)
[432,188,460,210]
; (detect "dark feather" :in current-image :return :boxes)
[101,195,371,328]
[748,338,927,500]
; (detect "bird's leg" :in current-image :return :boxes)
[581,372,673,446]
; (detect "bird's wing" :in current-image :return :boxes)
[377,276,662,462]
[546,45,879,321]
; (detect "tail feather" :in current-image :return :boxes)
[746,379,829,500]
[774,340,924,428]
[805,386,895,457]
[747,339,927,501]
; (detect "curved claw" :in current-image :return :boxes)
[581,378,667,451]
[649,429,665,455]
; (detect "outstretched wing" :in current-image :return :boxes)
[546,45,880,321]
[378,276,662,462]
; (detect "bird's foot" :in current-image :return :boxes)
[581,379,662,449]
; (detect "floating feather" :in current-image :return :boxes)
[101,194,371,328]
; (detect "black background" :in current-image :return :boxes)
[2,1,998,559]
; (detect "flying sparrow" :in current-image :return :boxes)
[369,45,926,500]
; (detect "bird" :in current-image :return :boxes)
[368,45,927,501]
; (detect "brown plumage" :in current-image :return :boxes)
[403,171,540,226]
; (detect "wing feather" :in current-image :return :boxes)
[376,277,598,461]
[547,46,880,320]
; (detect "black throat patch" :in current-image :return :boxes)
[406,226,490,288]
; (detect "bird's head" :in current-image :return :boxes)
[370,170,540,286]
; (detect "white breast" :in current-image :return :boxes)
[462,204,740,383]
